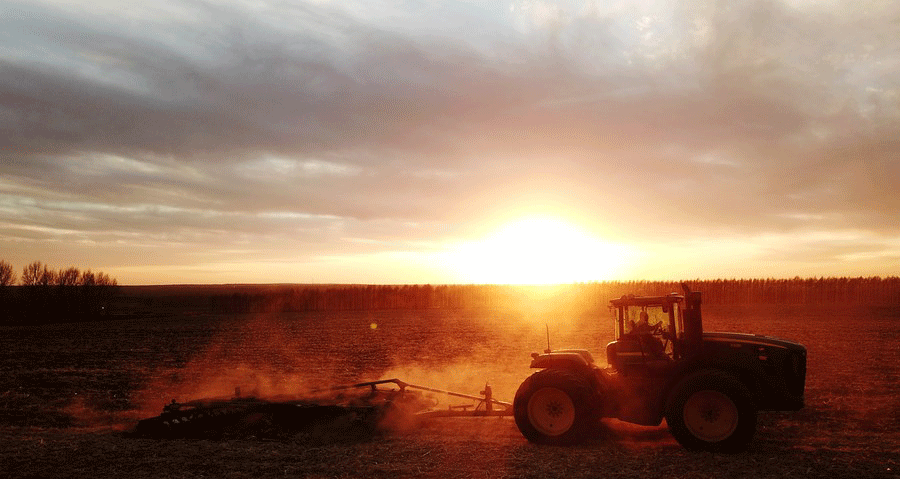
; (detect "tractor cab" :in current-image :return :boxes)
[606,288,703,372]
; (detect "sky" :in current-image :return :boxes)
[1,0,898,285]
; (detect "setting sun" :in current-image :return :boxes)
[448,216,630,284]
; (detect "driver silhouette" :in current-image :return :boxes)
[632,311,657,334]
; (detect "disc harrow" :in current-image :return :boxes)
[130,379,511,439]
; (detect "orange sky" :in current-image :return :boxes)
[1,1,898,284]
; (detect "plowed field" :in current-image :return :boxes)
[1,304,898,478]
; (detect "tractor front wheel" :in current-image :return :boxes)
[513,369,598,445]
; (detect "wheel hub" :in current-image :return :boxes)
[545,400,564,417]
[527,387,576,436]
[683,389,739,442]
[700,405,721,423]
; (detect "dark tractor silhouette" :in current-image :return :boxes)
[513,284,807,452]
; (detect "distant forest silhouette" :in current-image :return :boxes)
[0,260,118,324]
[2,257,898,325]
[203,277,900,314]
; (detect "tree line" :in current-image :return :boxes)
[0,260,119,325]
[3,264,896,323]
[207,277,900,314]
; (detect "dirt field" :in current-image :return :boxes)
[1,304,898,478]
[1,415,896,479]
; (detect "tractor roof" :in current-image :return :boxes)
[609,293,684,307]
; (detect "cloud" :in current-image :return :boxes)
[1,0,898,281]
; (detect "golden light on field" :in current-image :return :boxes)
[449,216,631,284]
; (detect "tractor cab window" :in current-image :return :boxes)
[616,304,674,360]
[623,306,669,336]
[671,302,682,338]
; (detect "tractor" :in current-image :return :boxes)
[513,284,807,452]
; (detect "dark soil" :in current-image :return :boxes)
[1,415,897,479]
[2,304,899,478]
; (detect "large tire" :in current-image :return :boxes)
[665,371,757,452]
[513,369,599,445]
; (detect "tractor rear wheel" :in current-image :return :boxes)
[513,369,598,445]
[665,371,756,452]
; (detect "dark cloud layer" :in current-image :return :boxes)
[1,0,898,282]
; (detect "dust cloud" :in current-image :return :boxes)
[130,315,322,418]
[63,306,614,436]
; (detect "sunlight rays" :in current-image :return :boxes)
[447,216,631,284]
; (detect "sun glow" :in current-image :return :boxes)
[449,216,630,284]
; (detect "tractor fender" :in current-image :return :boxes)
[529,352,600,389]
[530,352,591,368]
